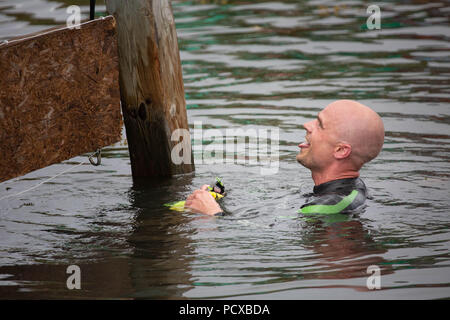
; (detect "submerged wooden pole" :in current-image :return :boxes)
[106,0,194,177]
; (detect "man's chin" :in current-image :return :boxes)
[296,154,310,168]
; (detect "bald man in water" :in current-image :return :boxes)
[185,100,385,216]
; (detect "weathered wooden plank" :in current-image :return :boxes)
[0,16,122,183]
[106,0,195,177]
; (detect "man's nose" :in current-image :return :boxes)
[303,120,314,133]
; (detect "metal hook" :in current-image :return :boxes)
[89,149,102,166]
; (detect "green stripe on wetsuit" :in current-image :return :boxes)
[298,190,359,215]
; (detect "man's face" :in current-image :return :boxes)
[296,106,337,171]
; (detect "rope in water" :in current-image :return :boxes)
[0,149,101,201]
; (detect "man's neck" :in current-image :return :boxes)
[311,169,360,186]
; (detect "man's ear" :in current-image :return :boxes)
[334,143,352,159]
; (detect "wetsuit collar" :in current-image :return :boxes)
[313,177,361,195]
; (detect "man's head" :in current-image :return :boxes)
[296,100,384,182]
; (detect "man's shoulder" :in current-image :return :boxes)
[299,178,368,214]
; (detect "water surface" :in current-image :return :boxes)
[0,0,449,299]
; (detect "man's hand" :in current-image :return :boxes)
[185,185,223,216]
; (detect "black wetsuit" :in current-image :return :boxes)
[298,177,368,215]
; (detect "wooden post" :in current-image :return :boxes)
[106,0,194,177]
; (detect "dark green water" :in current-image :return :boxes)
[0,0,449,299]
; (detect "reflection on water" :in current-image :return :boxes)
[0,0,449,299]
